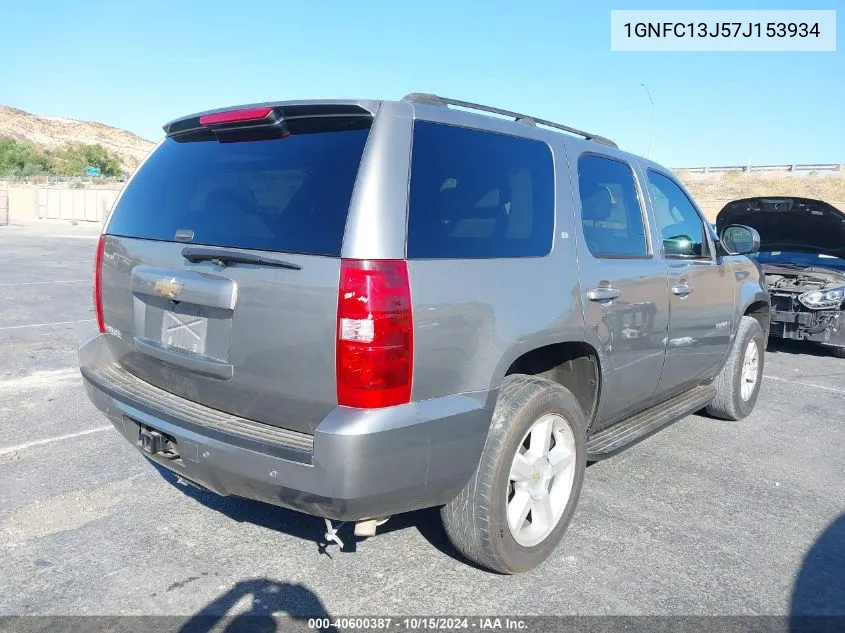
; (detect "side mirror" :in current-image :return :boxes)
[663,234,695,256]
[720,224,761,255]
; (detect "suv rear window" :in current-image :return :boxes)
[106,128,370,256]
[407,121,554,259]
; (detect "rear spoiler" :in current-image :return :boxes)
[163,103,375,141]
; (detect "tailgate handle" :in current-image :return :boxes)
[131,266,238,310]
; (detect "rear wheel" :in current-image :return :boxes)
[706,316,765,420]
[441,375,586,574]
[825,345,845,359]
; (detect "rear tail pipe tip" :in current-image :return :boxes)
[353,516,391,538]
[322,516,392,550]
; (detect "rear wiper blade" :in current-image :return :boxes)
[181,247,302,270]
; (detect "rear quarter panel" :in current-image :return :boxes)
[406,123,586,401]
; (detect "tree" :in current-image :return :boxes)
[49,142,123,176]
[0,137,52,177]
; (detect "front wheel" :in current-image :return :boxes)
[441,375,587,574]
[706,316,765,420]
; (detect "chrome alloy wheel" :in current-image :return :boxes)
[506,413,577,547]
[741,338,760,401]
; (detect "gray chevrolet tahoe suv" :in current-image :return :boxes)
[79,94,770,573]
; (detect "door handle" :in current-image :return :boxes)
[672,283,693,296]
[587,287,621,302]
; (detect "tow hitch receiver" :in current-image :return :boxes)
[137,425,180,459]
[139,428,165,454]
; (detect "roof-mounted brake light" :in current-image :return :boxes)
[164,103,374,138]
[163,106,286,141]
[199,107,274,126]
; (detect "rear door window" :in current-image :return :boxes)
[106,128,370,256]
[577,154,649,258]
[407,122,555,259]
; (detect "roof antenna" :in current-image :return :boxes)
[640,83,655,158]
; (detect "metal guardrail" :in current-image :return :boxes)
[675,163,845,174]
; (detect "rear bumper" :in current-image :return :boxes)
[79,333,495,521]
[769,309,845,348]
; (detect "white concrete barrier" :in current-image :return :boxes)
[23,186,121,223]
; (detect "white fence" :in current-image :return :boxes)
[0,186,8,226]
[37,188,120,222]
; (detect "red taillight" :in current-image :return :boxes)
[94,234,105,333]
[337,259,413,408]
[199,107,273,126]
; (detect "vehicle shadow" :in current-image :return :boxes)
[766,338,839,358]
[790,513,845,631]
[150,463,475,567]
[177,577,337,633]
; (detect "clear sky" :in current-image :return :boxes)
[1,0,841,167]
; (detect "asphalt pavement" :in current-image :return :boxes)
[1,221,843,620]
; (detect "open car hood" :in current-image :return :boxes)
[716,197,845,258]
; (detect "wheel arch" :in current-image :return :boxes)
[495,341,602,424]
[744,298,771,340]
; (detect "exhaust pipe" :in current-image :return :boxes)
[354,516,391,537]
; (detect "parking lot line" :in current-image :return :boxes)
[0,368,79,393]
[0,280,88,287]
[764,374,845,395]
[0,319,93,331]
[0,425,112,457]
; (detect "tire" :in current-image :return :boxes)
[441,375,587,574]
[706,316,765,420]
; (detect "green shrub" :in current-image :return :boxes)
[0,137,52,176]
[0,137,124,178]
[48,142,122,177]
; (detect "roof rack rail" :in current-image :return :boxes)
[402,93,617,149]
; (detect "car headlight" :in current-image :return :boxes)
[798,286,845,310]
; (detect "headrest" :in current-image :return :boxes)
[581,184,614,222]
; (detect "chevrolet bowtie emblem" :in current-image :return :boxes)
[153,278,183,299]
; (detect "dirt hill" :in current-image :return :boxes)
[0,105,155,172]
[678,171,845,220]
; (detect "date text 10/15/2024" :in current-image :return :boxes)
[308,617,528,631]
